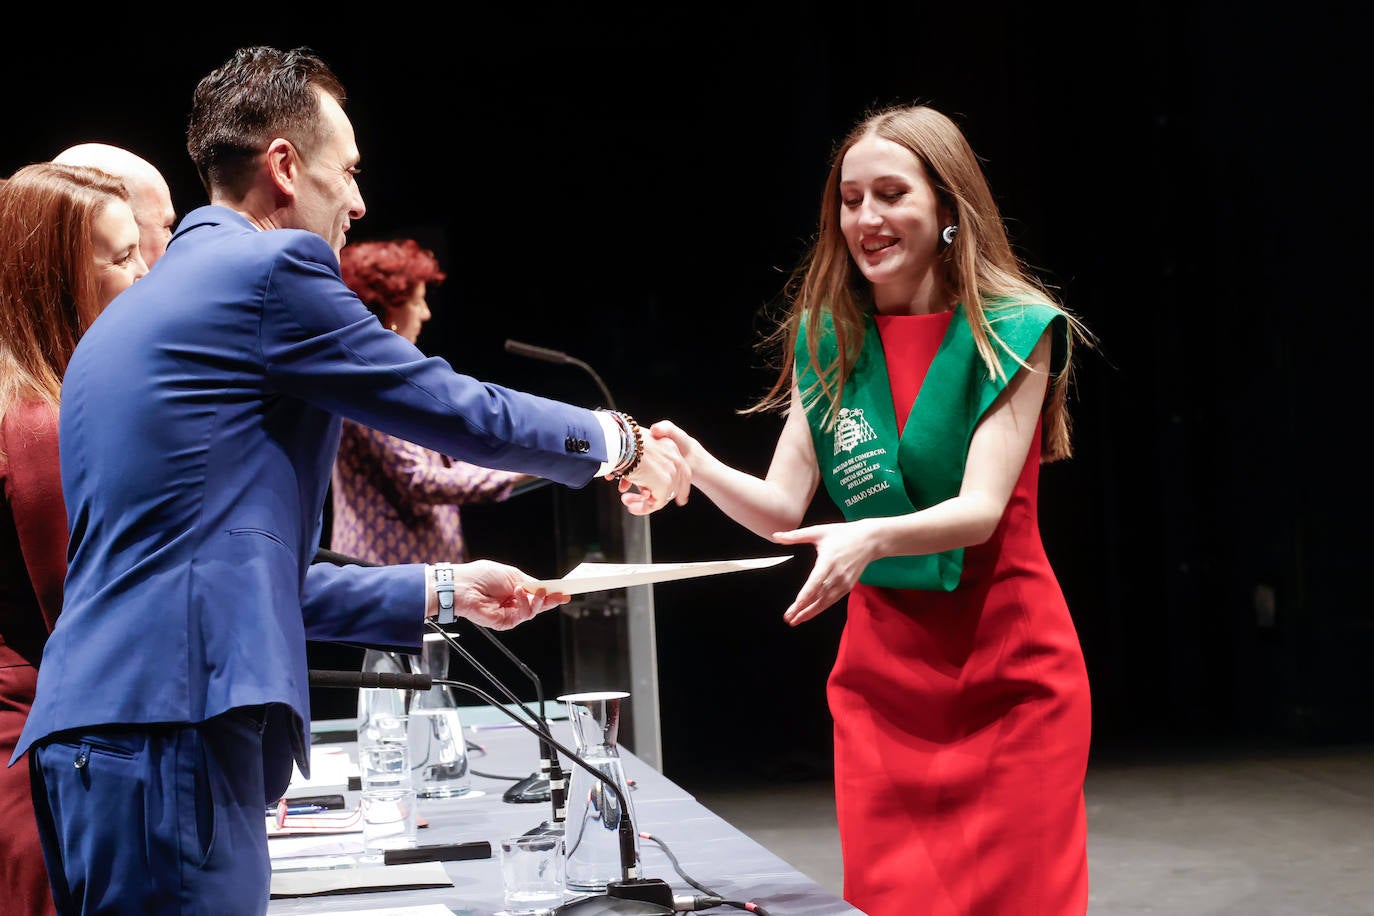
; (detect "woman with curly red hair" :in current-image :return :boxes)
[331,238,535,567]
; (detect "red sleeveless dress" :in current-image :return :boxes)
[828,311,1091,915]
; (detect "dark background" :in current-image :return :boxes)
[5,7,1369,790]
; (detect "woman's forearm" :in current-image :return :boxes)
[686,446,809,539]
[653,411,817,540]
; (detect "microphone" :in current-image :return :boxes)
[503,339,573,365]
[314,546,370,567]
[504,339,617,411]
[423,620,567,821]
[438,678,677,915]
[309,669,674,915]
[308,669,433,691]
[311,549,563,811]
[463,621,560,805]
[503,341,658,769]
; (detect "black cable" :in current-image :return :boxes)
[455,684,564,792]
[470,768,529,782]
[639,831,772,915]
[425,619,566,818]
[462,619,552,753]
[466,722,542,782]
[423,620,542,730]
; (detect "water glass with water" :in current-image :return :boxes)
[357,685,418,854]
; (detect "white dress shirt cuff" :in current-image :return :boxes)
[594,410,621,477]
[424,564,438,619]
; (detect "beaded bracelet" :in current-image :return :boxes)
[609,410,644,479]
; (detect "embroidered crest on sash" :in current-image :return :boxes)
[833,407,877,456]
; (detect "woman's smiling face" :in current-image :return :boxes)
[838,134,949,309]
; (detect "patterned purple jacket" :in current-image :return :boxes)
[330,419,524,565]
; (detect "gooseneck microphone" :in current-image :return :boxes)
[308,669,433,691]
[504,339,618,411]
[465,621,560,805]
[308,669,670,914]
[502,339,658,772]
[431,680,636,879]
[310,547,564,814]
[502,340,574,365]
[309,557,687,909]
[438,678,685,915]
[423,620,567,821]
[314,547,369,568]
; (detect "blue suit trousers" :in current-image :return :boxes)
[29,707,279,915]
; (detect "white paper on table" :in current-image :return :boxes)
[288,906,453,916]
[291,907,454,916]
[269,831,364,861]
[266,807,364,839]
[286,744,357,790]
[268,862,451,898]
[525,555,790,596]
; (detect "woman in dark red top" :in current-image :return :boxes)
[0,163,148,916]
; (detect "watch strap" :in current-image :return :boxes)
[434,562,456,625]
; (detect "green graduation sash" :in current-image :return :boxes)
[797,299,1067,591]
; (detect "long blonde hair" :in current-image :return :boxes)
[748,104,1092,461]
[0,162,129,427]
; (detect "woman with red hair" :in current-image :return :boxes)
[331,238,534,567]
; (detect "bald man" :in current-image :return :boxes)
[53,143,176,266]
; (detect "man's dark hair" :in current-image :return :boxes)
[186,46,347,199]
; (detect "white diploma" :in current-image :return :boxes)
[525,555,791,596]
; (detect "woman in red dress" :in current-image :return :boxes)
[642,104,1095,915]
[0,163,149,916]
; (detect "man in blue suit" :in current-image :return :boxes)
[13,46,688,914]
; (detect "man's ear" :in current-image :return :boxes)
[264,137,297,196]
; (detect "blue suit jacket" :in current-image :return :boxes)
[14,207,607,775]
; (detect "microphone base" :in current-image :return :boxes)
[555,878,678,914]
[555,897,673,915]
[503,772,552,804]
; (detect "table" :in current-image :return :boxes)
[267,712,861,915]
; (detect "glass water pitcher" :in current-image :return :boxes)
[558,690,640,892]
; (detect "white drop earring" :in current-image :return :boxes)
[941,225,959,245]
